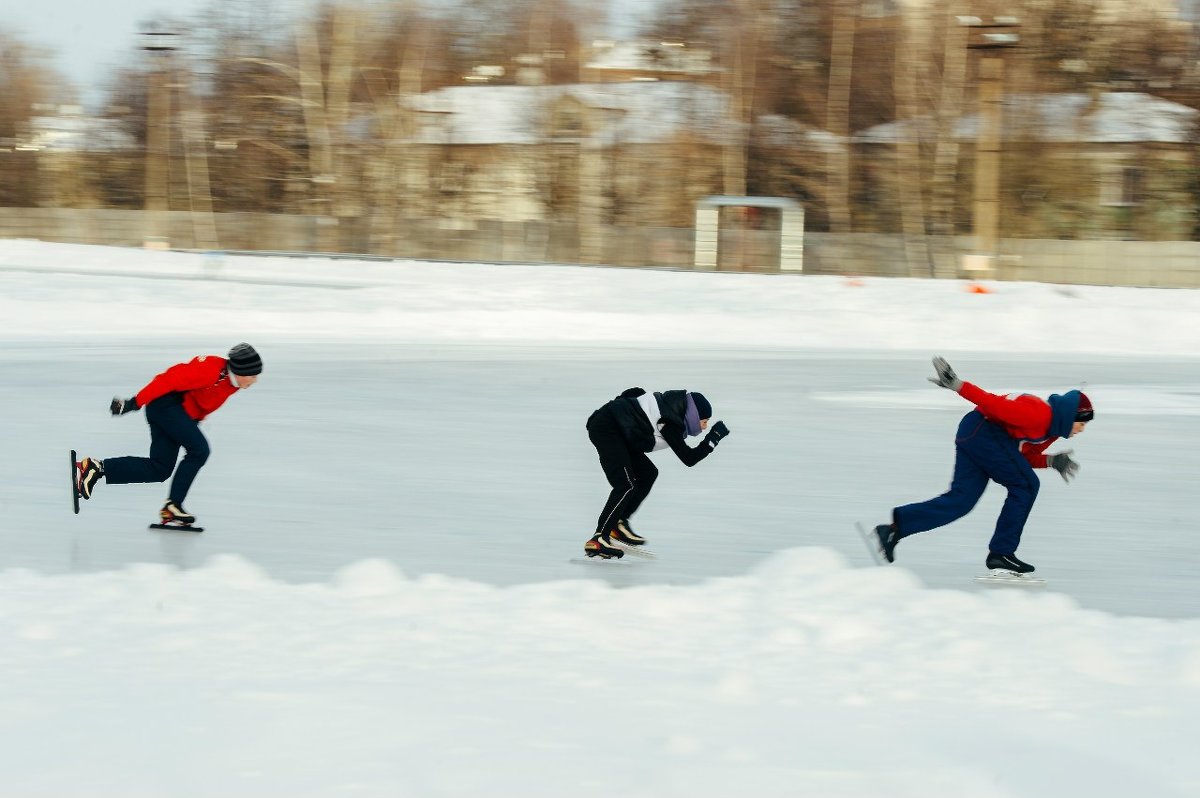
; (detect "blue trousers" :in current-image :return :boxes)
[103,394,210,505]
[893,410,1040,556]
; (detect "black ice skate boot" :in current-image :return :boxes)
[584,531,625,559]
[986,552,1035,574]
[610,519,646,547]
[874,523,901,563]
[160,500,197,527]
[76,457,104,500]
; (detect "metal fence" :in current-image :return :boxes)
[1,207,1198,288]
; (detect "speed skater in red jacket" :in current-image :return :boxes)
[868,356,1093,575]
[74,343,263,526]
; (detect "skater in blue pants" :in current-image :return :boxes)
[869,356,1093,575]
[75,344,263,528]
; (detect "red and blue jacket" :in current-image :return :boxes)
[958,382,1083,467]
[135,355,239,421]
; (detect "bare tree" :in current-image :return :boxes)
[0,32,72,207]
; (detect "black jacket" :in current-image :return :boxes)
[596,388,713,467]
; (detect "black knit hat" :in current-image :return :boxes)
[690,391,712,420]
[227,343,262,376]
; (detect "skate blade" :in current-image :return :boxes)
[149,523,205,533]
[975,569,1046,587]
[568,557,634,567]
[855,522,885,565]
[70,449,80,515]
[611,541,656,559]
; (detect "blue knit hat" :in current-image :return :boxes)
[689,392,712,420]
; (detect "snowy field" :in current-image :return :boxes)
[1,239,1199,797]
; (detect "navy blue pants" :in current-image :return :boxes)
[893,410,1040,556]
[103,394,210,505]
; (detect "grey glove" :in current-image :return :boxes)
[927,356,963,391]
[1046,450,1079,483]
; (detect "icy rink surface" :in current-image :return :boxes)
[1,241,1198,797]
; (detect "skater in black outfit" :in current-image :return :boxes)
[584,388,730,558]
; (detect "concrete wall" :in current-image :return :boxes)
[1,207,1197,288]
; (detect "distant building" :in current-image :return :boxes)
[21,107,133,152]
[853,92,1199,239]
[392,81,740,227]
[582,40,722,85]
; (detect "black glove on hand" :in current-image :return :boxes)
[704,420,730,448]
[110,396,139,416]
[927,356,964,391]
[1047,450,1079,483]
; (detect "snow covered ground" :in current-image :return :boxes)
[1,239,1198,797]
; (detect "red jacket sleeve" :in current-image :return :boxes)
[958,382,1050,432]
[1019,439,1055,469]
[135,356,226,408]
[957,382,1055,466]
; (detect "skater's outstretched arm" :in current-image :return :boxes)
[662,421,729,467]
[928,356,1051,435]
[958,383,1053,434]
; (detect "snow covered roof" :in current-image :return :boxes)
[755,114,846,154]
[406,82,739,146]
[853,92,1198,145]
[583,40,722,77]
[24,115,135,152]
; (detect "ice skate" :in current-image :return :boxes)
[149,500,204,532]
[857,521,900,564]
[76,457,104,500]
[610,519,646,546]
[584,531,625,559]
[986,552,1035,574]
[976,552,1045,586]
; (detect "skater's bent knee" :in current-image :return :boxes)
[185,443,211,463]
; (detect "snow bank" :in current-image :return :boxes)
[2,550,1198,796]
[2,239,1198,356]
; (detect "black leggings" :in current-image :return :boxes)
[587,410,658,535]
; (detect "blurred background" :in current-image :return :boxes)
[2,0,1199,282]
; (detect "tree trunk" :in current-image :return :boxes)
[894,10,931,276]
[825,0,857,233]
[930,5,969,276]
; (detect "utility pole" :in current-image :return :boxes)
[142,30,178,249]
[962,17,1019,278]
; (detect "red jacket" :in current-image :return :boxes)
[958,382,1056,467]
[135,355,239,421]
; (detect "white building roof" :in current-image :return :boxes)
[853,92,1198,145]
[406,82,740,146]
[755,114,846,154]
[25,115,135,152]
[583,40,722,76]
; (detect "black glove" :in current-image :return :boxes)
[704,420,730,449]
[110,396,139,416]
[927,355,964,391]
[618,387,646,399]
[1046,450,1079,483]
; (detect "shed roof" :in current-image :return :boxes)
[405,81,740,146]
[853,92,1198,145]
